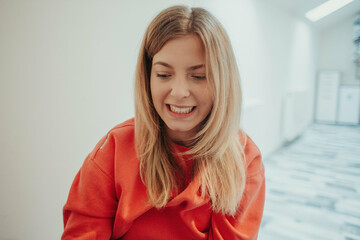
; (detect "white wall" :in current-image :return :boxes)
[0,0,318,239]
[319,14,360,85]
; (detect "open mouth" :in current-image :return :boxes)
[167,104,196,114]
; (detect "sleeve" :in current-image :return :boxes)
[61,135,118,240]
[208,138,265,240]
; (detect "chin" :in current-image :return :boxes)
[165,122,198,137]
[168,124,195,133]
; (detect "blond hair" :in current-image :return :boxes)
[134,5,246,216]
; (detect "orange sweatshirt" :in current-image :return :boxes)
[62,118,265,240]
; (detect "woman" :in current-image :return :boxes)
[62,5,265,240]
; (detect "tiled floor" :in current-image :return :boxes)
[258,123,360,240]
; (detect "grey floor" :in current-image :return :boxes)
[258,123,360,240]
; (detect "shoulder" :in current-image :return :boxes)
[108,118,135,138]
[86,118,137,178]
[94,118,135,152]
[239,131,264,178]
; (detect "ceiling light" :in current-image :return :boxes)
[305,0,354,22]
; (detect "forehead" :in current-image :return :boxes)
[152,35,205,67]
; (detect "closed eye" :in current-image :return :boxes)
[192,75,206,80]
[157,73,171,78]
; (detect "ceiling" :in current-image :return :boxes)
[271,0,360,30]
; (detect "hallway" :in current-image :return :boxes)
[258,123,360,240]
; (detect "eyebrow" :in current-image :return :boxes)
[152,61,205,71]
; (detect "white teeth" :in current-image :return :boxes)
[169,105,193,114]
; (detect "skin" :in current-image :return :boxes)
[150,34,213,146]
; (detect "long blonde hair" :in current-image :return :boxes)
[134,5,246,216]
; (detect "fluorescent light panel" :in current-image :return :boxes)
[305,0,354,22]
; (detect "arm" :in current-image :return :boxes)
[208,139,265,240]
[62,136,118,240]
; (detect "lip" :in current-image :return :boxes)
[166,104,196,119]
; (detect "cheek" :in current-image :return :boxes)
[200,87,213,108]
[150,77,157,99]
[150,79,163,108]
[205,101,213,114]
[149,79,154,100]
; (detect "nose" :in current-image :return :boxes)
[170,75,190,99]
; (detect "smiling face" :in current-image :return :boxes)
[150,35,213,145]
